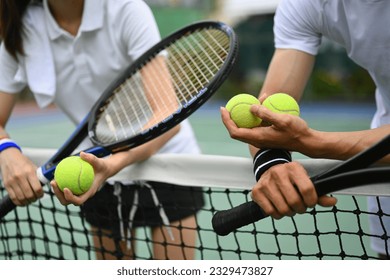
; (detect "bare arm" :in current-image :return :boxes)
[221,49,332,219]
[250,48,316,156]
[51,125,181,206]
[221,48,390,219]
[259,49,315,103]
[224,105,390,162]
[52,55,182,206]
[0,92,44,205]
[0,92,17,137]
[224,48,389,161]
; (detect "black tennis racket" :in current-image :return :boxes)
[0,21,238,219]
[212,134,390,236]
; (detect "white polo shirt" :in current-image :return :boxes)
[0,0,200,154]
[274,0,390,129]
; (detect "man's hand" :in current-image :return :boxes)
[251,162,337,219]
[221,104,312,153]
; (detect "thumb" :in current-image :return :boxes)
[250,105,283,125]
[318,195,338,207]
[79,151,99,168]
[259,92,270,103]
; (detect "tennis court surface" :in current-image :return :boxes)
[1,101,389,260]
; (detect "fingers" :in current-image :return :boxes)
[4,170,43,206]
[220,107,238,130]
[259,92,270,103]
[251,162,334,219]
[63,188,85,206]
[50,179,91,206]
[50,180,69,205]
[80,151,96,165]
[5,183,25,206]
[80,151,108,177]
[30,174,44,199]
[220,107,265,148]
[251,185,286,220]
[318,195,338,207]
[289,162,317,208]
[221,105,277,130]
[221,105,290,144]
[250,104,288,127]
[51,152,101,206]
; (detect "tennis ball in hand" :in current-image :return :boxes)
[262,93,300,116]
[225,93,262,128]
[54,156,94,195]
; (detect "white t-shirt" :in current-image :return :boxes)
[275,0,390,255]
[274,0,390,129]
[0,0,200,155]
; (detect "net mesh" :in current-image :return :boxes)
[1,150,389,260]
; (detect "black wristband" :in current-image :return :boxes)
[253,148,292,181]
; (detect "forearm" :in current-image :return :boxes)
[246,114,390,163]
[249,48,315,157]
[102,125,180,177]
[260,49,315,100]
[255,49,390,162]
[0,128,9,139]
[0,92,18,160]
[301,125,390,162]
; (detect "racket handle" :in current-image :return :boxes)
[212,201,267,236]
[0,195,16,220]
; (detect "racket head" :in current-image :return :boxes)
[87,21,238,152]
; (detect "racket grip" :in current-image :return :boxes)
[212,201,267,236]
[0,195,16,220]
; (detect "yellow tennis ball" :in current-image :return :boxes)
[225,93,261,128]
[54,156,94,195]
[262,93,300,116]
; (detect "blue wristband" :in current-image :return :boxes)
[0,139,22,153]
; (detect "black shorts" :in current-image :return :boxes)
[81,181,204,235]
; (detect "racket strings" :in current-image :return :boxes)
[139,56,179,127]
[167,30,229,103]
[94,28,231,144]
[101,75,153,140]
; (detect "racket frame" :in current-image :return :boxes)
[88,21,238,152]
[0,20,238,220]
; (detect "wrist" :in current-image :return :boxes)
[299,129,338,159]
[0,138,22,154]
[303,130,356,160]
[294,128,322,157]
[253,148,292,181]
[0,134,10,140]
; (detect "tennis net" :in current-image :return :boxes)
[1,148,389,260]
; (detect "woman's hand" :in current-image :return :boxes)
[50,152,114,206]
[0,148,43,206]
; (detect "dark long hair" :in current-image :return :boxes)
[0,0,35,59]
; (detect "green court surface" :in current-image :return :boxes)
[3,100,380,259]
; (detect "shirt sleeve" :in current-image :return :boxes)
[0,43,26,94]
[274,0,323,55]
[117,0,161,60]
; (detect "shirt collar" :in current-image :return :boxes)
[44,0,104,40]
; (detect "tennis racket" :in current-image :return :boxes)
[0,21,238,219]
[212,134,390,236]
